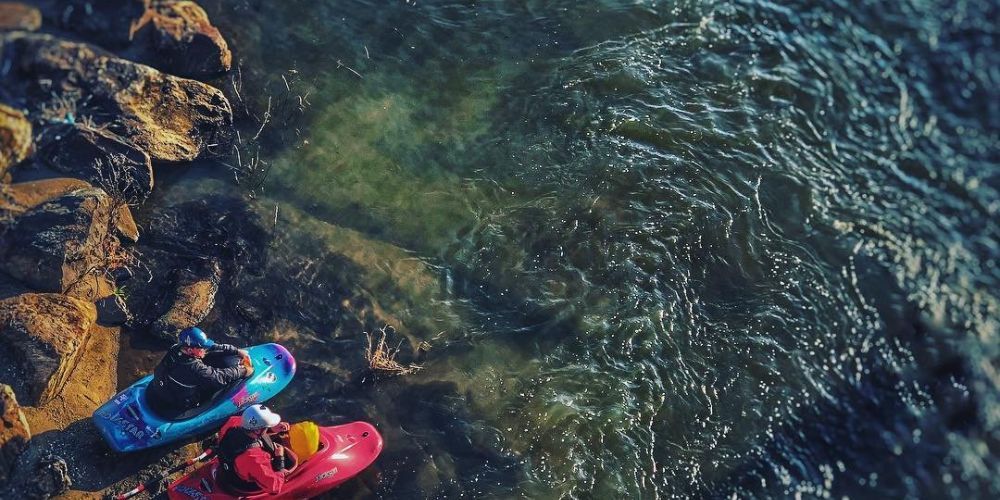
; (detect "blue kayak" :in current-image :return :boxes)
[93,343,296,452]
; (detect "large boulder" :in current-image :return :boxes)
[0,2,40,31]
[0,104,31,177]
[0,32,233,162]
[0,384,29,485]
[38,124,154,204]
[0,294,97,406]
[0,179,139,244]
[0,187,137,303]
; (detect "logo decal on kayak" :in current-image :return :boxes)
[174,485,208,500]
[314,467,339,483]
[231,389,261,409]
[109,413,147,440]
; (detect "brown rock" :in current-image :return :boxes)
[0,178,90,216]
[0,179,140,245]
[150,259,221,341]
[0,2,40,31]
[114,205,140,244]
[0,384,29,485]
[1,32,233,162]
[39,124,154,204]
[0,104,31,176]
[131,1,232,77]
[0,187,119,295]
[0,293,97,406]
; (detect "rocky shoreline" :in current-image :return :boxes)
[0,0,238,496]
[0,1,451,498]
[0,0,584,490]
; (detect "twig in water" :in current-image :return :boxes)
[336,60,363,79]
[365,327,422,376]
[252,96,272,141]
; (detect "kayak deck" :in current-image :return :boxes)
[167,421,383,499]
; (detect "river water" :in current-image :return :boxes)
[183,0,998,498]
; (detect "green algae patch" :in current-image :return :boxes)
[268,69,502,251]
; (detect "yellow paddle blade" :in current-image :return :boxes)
[289,421,321,461]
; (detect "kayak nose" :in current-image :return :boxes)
[268,342,297,377]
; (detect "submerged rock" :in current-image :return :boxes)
[0,2,40,31]
[0,187,127,296]
[0,293,97,406]
[1,32,233,162]
[38,124,154,204]
[0,104,31,177]
[0,384,29,485]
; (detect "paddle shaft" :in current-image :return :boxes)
[113,449,214,500]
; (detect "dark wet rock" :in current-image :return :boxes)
[51,0,146,46]
[0,32,233,162]
[0,293,97,406]
[27,455,71,499]
[149,258,221,341]
[0,384,29,485]
[0,187,125,296]
[96,293,131,326]
[0,103,31,177]
[0,2,40,31]
[139,196,269,267]
[127,196,268,338]
[130,0,232,78]
[38,124,154,204]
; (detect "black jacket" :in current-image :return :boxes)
[146,343,248,416]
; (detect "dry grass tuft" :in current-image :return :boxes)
[365,327,422,376]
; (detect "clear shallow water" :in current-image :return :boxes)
[193,0,998,497]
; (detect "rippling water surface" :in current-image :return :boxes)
[190,0,998,497]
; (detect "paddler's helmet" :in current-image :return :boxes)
[178,327,215,348]
[242,404,282,430]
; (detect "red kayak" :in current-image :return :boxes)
[166,422,383,499]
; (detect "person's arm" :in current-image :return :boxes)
[235,450,286,495]
[210,343,240,354]
[193,361,248,389]
[268,422,291,434]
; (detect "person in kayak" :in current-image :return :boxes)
[145,327,255,418]
[216,404,293,495]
